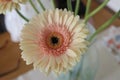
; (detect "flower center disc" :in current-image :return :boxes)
[51,37,59,44]
[46,32,63,49]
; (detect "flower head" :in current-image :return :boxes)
[0,0,27,14]
[20,9,89,74]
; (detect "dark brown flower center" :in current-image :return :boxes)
[51,36,59,44]
[46,32,63,49]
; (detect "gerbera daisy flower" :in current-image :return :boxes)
[20,9,89,74]
[0,0,27,14]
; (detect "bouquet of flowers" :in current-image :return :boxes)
[0,0,119,79]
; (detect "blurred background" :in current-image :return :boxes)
[0,0,120,80]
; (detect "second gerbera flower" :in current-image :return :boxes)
[0,0,27,14]
[20,9,89,74]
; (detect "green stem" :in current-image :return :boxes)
[75,0,80,16]
[29,0,39,14]
[67,0,73,11]
[89,10,120,42]
[52,0,56,9]
[85,0,109,23]
[16,9,29,22]
[85,0,91,18]
[37,0,45,11]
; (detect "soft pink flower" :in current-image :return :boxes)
[20,9,89,74]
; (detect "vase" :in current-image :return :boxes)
[57,23,99,80]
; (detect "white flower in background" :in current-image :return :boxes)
[0,0,27,14]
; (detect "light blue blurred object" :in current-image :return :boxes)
[58,23,99,80]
